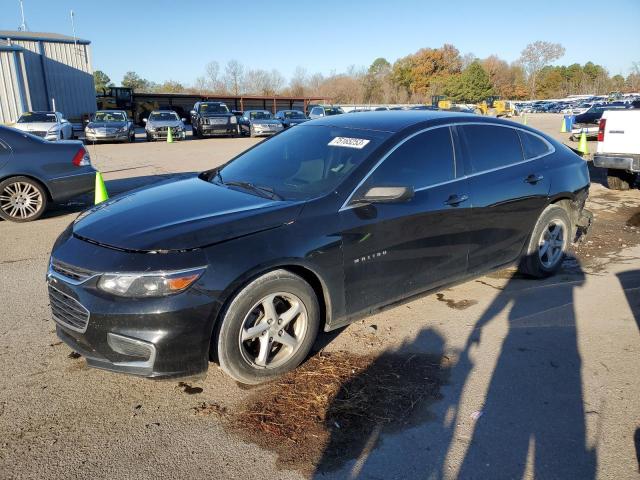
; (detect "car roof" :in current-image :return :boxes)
[308,110,480,133]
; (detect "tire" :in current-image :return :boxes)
[215,269,320,384]
[146,133,152,142]
[606,169,631,190]
[128,130,135,143]
[0,176,48,222]
[518,204,571,278]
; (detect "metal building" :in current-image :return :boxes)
[0,30,95,124]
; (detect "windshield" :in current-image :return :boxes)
[214,125,390,201]
[93,111,126,122]
[283,111,306,119]
[149,112,179,121]
[200,103,229,114]
[249,111,272,120]
[324,107,344,116]
[18,112,56,123]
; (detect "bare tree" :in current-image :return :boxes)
[193,76,208,93]
[224,60,245,95]
[518,41,565,97]
[289,66,308,96]
[205,61,222,91]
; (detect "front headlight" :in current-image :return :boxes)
[117,126,127,133]
[174,125,184,131]
[229,116,237,124]
[97,267,205,297]
[86,128,95,134]
[147,126,156,132]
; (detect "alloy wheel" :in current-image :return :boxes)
[538,220,566,269]
[238,292,308,369]
[0,181,44,220]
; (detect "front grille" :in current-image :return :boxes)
[156,126,168,132]
[206,118,227,125]
[51,259,95,282]
[48,285,90,333]
[30,131,47,137]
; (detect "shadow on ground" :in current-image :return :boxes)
[312,260,597,479]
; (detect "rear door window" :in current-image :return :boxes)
[518,131,551,159]
[364,127,455,189]
[460,124,524,173]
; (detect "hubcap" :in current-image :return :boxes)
[538,219,566,269]
[0,182,43,220]
[239,292,308,369]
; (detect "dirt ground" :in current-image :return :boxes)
[0,113,638,479]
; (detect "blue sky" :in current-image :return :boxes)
[2,0,639,85]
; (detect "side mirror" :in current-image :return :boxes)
[355,186,414,205]
[142,118,147,123]
[181,118,186,122]
[190,110,196,115]
[84,119,89,124]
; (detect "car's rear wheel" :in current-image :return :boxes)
[606,169,633,190]
[215,269,320,384]
[0,176,48,222]
[519,204,571,278]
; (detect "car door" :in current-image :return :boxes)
[339,126,471,316]
[457,123,551,275]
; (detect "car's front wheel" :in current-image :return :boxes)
[0,176,48,222]
[606,169,634,190]
[215,269,320,384]
[519,204,571,278]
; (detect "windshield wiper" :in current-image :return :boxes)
[224,181,282,201]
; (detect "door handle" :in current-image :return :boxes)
[524,174,544,184]
[445,194,469,206]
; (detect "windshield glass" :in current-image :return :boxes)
[149,112,179,121]
[214,125,390,201]
[249,111,272,120]
[18,112,56,123]
[283,111,306,119]
[93,111,126,122]
[200,103,229,114]
[324,107,344,116]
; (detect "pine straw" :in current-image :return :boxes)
[197,350,443,473]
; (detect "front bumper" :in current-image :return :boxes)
[593,154,640,173]
[48,235,217,378]
[85,132,130,142]
[148,130,186,140]
[199,124,236,136]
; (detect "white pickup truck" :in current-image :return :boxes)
[593,109,640,189]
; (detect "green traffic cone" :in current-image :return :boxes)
[167,127,174,143]
[577,130,589,155]
[560,117,567,133]
[94,172,109,204]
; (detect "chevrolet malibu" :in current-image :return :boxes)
[48,112,592,384]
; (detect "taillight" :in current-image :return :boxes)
[72,147,91,166]
[597,118,606,142]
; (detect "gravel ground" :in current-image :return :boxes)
[0,114,638,479]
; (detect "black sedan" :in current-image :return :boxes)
[0,126,95,222]
[48,112,591,383]
[275,110,308,128]
[574,104,629,125]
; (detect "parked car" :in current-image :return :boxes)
[240,110,284,137]
[190,101,238,138]
[48,111,591,384]
[574,104,629,125]
[12,111,74,141]
[144,111,186,141]
[275,110,308,128]
[0,125,95,222]
[593,109,640,190]
[308,105,344,119]
[84,110,135,143]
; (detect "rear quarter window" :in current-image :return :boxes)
[460,124,524,173]
[518,131,551,159]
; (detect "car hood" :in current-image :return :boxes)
[148,120,183,128]
[13,122,57,132]
[73,176,303,251]
[285,118,308,124]
[250,119,281,125]
[87,121,126,129]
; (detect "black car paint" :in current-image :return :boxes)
[574,105,629,124]
[190,101,237,137]
[49,112,590,378]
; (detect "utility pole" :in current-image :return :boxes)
[18,0,28,31]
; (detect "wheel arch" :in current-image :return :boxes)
[0,173,53,201]
[208,260,332,361]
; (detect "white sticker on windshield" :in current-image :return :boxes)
[328,137,370,149]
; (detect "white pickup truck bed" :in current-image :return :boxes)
[592,110,640,189]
